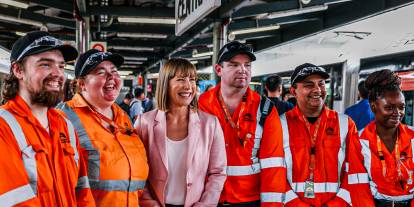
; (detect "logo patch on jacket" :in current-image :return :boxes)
[243,113,253,122]
[325,127,336,135]
[60,133,69,143]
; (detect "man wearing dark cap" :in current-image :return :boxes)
[0,31,95,206]
[265,75,293,115]
[199,41,285,206]
[279,63,357,207]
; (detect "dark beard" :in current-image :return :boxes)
[30,89,62,108]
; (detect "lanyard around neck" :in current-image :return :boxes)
[302,114,322,180]
[376,129,401,178]
[218,90,247,146]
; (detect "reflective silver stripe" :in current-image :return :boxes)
[0,184,36,207]
[284,190,298,204]
[227,163,261,176]
[371,188,414,201]
[89,179,146,192]
[348,173,369,184]
[0,109,38,194]
[337,188,352,205]
[280,114,293,184]
[358,128,365,136]
[359,139,372,180]
[76,176,91,190]
[260,157,285,169]
[412,139,414,163]
[63,118,79,167]
[345,162,349,172]
[337,114,348,181]
[291,182,339,193]
[252,99,266,164]
[260,192,283,203]
[57,103,101,180]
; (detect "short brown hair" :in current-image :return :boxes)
[2,59,26,100]
[156,58,197,111]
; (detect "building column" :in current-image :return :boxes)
[76,17,90,54]
[212,20,228,81]
[340,58,360,112]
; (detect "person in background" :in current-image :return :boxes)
[348,69,414,207]
[0,31,95,206]
[130,87,145,122]
[265,74,294,115]
[198,41,285,207]
[142,93,154,113]
[119,93,132,114]
[205,84,214,92]
[57,49,148,207]
[280,63,356,207]
[345,80,375,131]
[136,58,226,207]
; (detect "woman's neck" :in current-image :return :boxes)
[81,93,113,119]
[376,122,398,142]
[167,106,189,117]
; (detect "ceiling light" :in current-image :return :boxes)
[124,56,147,61]
[123,61,143,65]
[267,5,328,19]
[192,51,213,58]
[121,65,141,68]
[117,70,133,76]
[109,46,154,51]
[118,17,175,24]
[15,31,26,36]
[190,61,198,65]
[230,25,280,36]
[0,0,29,9]
[117,32,168,39]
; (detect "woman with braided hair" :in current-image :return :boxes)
[347,69,414,207]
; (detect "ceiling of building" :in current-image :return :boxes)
[0,0,412,74]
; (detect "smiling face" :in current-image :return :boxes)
[371,91,405,129]
[215,54,252,90]
[14,49,66,107]
[291,74,327,115]
[80,60,121,109]
[167,70,197,109]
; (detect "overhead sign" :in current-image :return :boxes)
[90,41,107,52]
[175,0,221,36]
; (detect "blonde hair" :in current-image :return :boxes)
[156,58,198,111]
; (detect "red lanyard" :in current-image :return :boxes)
[376,130,401,178]
[218,90,247,146]
[302,114,322,180]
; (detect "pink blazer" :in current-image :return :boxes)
[136,109,227,207]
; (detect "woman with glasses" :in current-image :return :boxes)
[348,69,414,207]
[57,49,149,207]
[136,59,227,207]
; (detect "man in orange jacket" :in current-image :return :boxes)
[0,31,95,207]
[280,63,357,207]
[199,41,285,207]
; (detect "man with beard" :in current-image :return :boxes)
[198,41,285,207]
[0,31,95,206]
[280,63,357,207]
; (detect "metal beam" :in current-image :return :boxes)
[228,15,318,30]
[87,6,174,17]
[96,24,174,34]
[0,6,75,29]
[108,39,173,48]
[29,0,73,13]
[76,0,87,15]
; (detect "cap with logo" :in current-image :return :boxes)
[10,31,78,63]
[216,41,256,64]
[290,63,330,85]
[75,49,124,78]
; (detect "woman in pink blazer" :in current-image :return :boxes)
[136,59,227,207]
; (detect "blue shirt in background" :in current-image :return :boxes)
[345,99,375,131]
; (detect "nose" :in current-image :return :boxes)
[183,78,191,89]
[50,64,64,77]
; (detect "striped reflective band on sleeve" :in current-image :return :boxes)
[76,176,91,191]
[251,98,267,164]
[284,190,298,204]
[348,173,369,184]
[63,117,79,167]
[260,192,283,203]
[280,114,293,184]
[290,182,339,193]
[0,184,36,207]
[227,163,261,176]
[89,179,146,192]
[0,109,38,194]
[337,188,352,205]
[260,157,285,169]
[337,114,348,180]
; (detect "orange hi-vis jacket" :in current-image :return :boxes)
[198,84,286,207]
[347,122,414,206]
[0,95,95,207]
[280,106,355,207]
[57,94,149,207]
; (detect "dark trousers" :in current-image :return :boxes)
[165,204,184,207]
[217,200,260,207]
[374,199,411,207]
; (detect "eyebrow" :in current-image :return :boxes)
[37,58,65,65]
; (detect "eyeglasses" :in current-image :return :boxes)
[17,36,64,61]
[79,52,111,76]
[291,66,327,84]
[217,42,253,63]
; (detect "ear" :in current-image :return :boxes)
[77,78,86,91]
[370,102,376,113]
[12,63,24,79]
[289,86,296,97]
[214,64,222,77]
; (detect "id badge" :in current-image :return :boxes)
[304,180,315,198]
